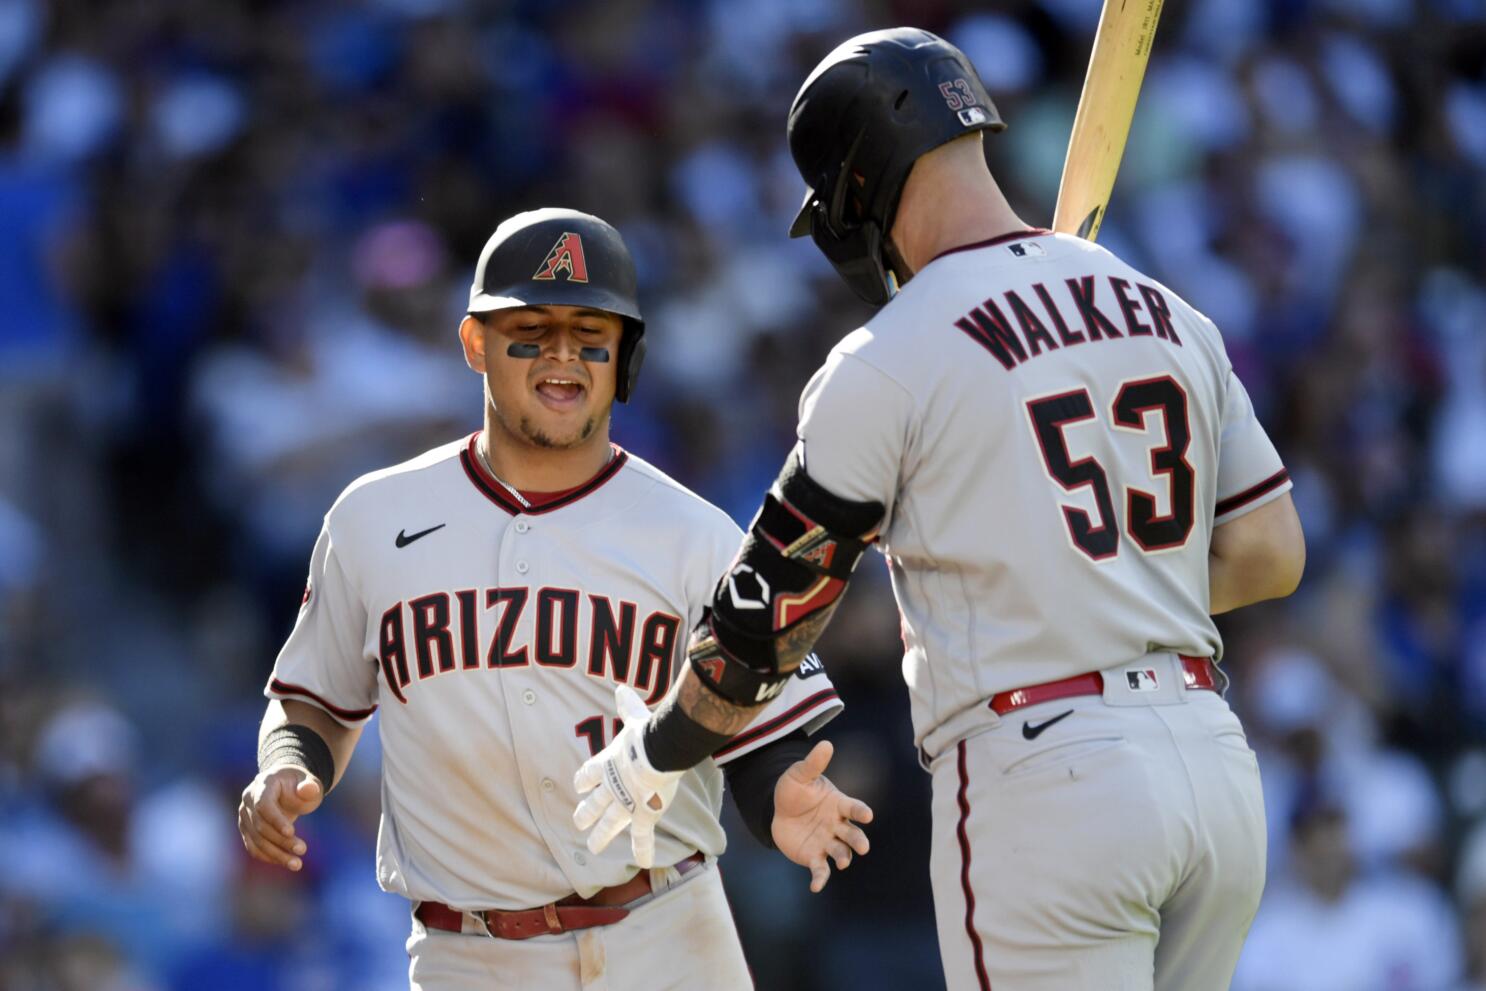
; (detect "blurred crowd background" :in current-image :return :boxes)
[2,0,1484,988]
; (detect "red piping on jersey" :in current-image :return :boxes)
[957,740,992,990]
[711,688,840,759]
[1215,468,1290,517]
[459,433,628,515]
[929,228,1052,266]
[269,678,378,722]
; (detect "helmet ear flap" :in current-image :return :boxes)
[615,323,646,403]
[807,217,895,306]
[821,127,869,238]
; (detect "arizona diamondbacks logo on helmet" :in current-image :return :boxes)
[533,232,589,282]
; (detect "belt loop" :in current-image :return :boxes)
[542,902,563,934]
[474,910,496,939]
[1209,657,1230,697]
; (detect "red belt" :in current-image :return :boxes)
[415,852,705,940]
[988,655,1219,716]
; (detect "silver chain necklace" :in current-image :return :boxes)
[476,439,532,509]
[476,436,616,510]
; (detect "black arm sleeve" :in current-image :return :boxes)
[259,724,336,791]
[722,730,813,850]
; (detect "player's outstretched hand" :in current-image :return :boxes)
[771,739,873,893]
[238,765,324,872]
[573,685,684,868]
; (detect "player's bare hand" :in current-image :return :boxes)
[573,685,684,868]
[771,739,873,893]
[237,766,324,872]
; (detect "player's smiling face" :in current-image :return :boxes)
[461,305,623,451]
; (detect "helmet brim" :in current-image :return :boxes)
[466,293,532,313]
[789,189,816,239]
[467,286,644,326]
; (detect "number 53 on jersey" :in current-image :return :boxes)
[1026,374,1194,562]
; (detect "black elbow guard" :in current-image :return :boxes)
[689,450,883,705]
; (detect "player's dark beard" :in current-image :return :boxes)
[484,375,608,451]
[518,415,596,449]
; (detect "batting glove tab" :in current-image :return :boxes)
[572,685,684,868]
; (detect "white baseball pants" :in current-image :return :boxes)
[928,652,1267,991]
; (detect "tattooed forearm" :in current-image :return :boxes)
[670,606,840,737]
[775,607,837,670]
[672,666,765,737]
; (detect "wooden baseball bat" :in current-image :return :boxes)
[1052,0,1166,242]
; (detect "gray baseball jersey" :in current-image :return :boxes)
[796,229,1281,990]
[794,230,1291,756]
[796,228,1283,986]
[265,433,841,910]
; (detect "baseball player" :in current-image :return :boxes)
[574,29,1306,991]
[236,208,872,991]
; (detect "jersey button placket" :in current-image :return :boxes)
[495,521,584,883]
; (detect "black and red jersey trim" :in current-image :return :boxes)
[712,688,840,759]
[1215,468,1290,518]
[459,433,628,516]
[269,679,378,722]
[929,228,1052,266]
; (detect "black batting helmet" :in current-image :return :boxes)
[787,28,1005,305]
[468,208,646,403]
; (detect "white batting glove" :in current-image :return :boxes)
[573,685,683,868]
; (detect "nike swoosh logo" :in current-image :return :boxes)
[1022,709,1075,740]
[395,524,446,548]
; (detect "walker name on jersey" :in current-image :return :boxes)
[954,275,1181,372]
[377,588,681,707]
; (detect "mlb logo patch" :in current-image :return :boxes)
[958,107,989,126]
[1126,669,1160,692]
